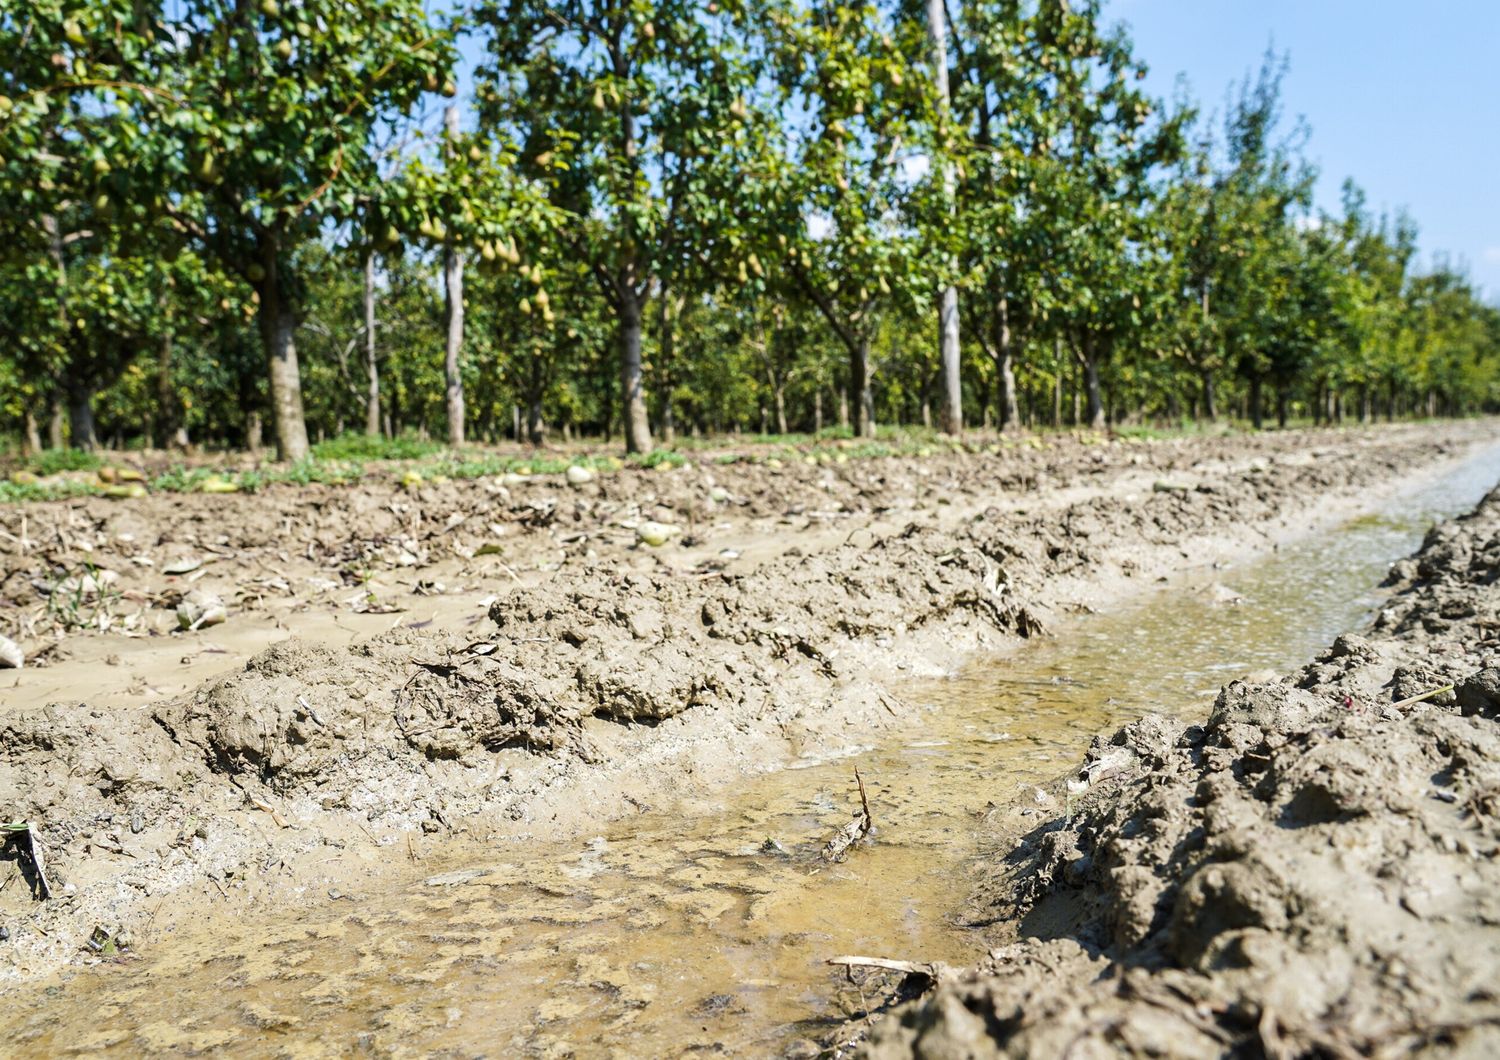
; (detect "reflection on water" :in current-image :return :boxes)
[4,448,1496,1057]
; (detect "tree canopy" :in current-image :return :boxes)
[1,1,1495,457]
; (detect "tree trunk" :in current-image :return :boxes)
[245,411,264,452]
[618,286,653,453]
[442,108,466,448]
[256,244,310,461]
[23,410,42,455]
[258,291,310,461]
[1052,337,1063,428]
[67,380,98,451]
[47,393,65,449]
[1201,370,1218,421]
[851,335,875,438]
[838,387,849,431]
[1276,387,1289,429]
[775,386,789,435]
[814,388,823,434]
[157,326,180,446]
[657,291,677,446]
[995,297,1020,432]
[659,397,675,444]
[926,0,962,435]
[1080,337,1104,429]
[526,399,544,446]
[1249,372,1264,430]
[364,251,381,438]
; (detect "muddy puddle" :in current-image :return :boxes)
[5,448,1498,1057]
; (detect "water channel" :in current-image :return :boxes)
[4,448,1498,1057]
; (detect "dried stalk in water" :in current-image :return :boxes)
[821,767,872,863]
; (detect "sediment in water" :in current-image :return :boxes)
[856,481,1500,1057]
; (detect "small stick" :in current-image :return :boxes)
[1392,683,1455,710]
[820,768,873,863]
[827,956,931,975]
[826,955,951,986]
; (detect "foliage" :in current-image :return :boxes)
[0,0,1494,459]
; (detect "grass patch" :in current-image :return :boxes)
[626,449,689,470]
[26,448,104,475]
[0,478,103,503]
[311,431,446,463]
[238,459,366,491]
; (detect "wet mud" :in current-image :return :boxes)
[0,422,1495,1025]
[860,471,1500,1057]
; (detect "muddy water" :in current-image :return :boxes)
[6,450,1498,1057]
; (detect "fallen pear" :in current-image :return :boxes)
[636,521,678,547]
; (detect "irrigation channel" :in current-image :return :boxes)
[5,447,1499,1057]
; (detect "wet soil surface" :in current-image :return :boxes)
[857,473,1500,1057]
[3,445,1495,1058]
[0,423,1495,1051]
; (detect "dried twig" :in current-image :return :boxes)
[827,956,934,977]
[1391,683,1455,710]
[821,767,873,863]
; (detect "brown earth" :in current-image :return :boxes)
[856,475,1500,1057]
[0,422,1495,986]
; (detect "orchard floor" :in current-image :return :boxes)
[0,421,1497,1055]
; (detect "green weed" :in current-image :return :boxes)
[311,432,446,462]
[26,449,103,475]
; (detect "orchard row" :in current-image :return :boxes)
[2,1,1495,457]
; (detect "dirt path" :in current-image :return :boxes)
[1,422,1495,986]
[854,473,1500,1057]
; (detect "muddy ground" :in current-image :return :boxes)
[1,422,1495,987]
[856,478,1500,1057]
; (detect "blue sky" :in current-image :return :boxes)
[1108,0,1500,301]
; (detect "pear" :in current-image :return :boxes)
[635,521,677,547]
